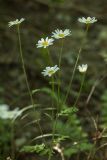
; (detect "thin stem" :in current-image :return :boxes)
[63,51,80,104]
[51,76,55,119]
[48,76,55,160]
[72,73,86,160]
[73,73,86,107]
[17,25,45,143]
[11,122,15,160]
[63,25,89,105]
[47,48,53,66]
[17,25,34,106]
[59,39,64,69]
[37,120,46,144]
[58,39,64,109]
[66,73,86,125]
[55,40,64,140]
[48,39,64,160]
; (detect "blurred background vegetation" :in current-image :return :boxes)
[0,0,107,160]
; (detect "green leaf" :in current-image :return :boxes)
[32,89,41,94]
[21,143,45,153]
[58,107,78,116]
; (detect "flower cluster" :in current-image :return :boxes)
[36,29,71,49]
[36,17,96,77]
[0,104,22,120]
[36,17,97,49]
[8,17,96,77]
[36,29,72,77]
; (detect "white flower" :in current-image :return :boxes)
[8,18,25,27]
[78,17,97,24]
[52,29,71,39]
[0,104,9,112]
[42,65,59,77]
[78,64,88,73]
[0,104,22,120]
[73,142,78,145]
[36,37,54,48]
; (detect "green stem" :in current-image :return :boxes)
[11,122,15,160]
[63,50,80,104]
[17,25,34,107]
[48,39,64,160]
[66,73,86,126]
[48,76,55,160]
[63,25,89,105]
[51,76,55,119]
[53,39,64,146]
[17,25,45,143]
[59,39,64,69]
[63,74,86,158]
[58,39,64,109]
[47,48,52,66]
[73,73,86,107]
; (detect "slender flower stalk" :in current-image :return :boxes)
[17,24,45,143]
[42,65,58,153]
[57,39,64,106]
[42,64,59,157]
[11,122,15,160]
[58,39,64,69]
[47,48,53,66]
[73,72,86,107]
[51,76,55,118]
[17,25,34,107]
[48,40,64,160]
[65,72,86,138]
[63,24,89,105]
[48,77,55,160]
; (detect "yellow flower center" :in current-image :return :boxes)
[48,70,54,75]
[58,33,65,38]
[42,41,48,46]
[86,20,90,24]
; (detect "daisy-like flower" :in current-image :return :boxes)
[42,65,59,77]
[36,37,54,48]
[52,29,71,39]
[8,18,25,27]
[78,64,88,73]
[78,17,97,24]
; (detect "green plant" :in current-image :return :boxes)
[7,17,97,160]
